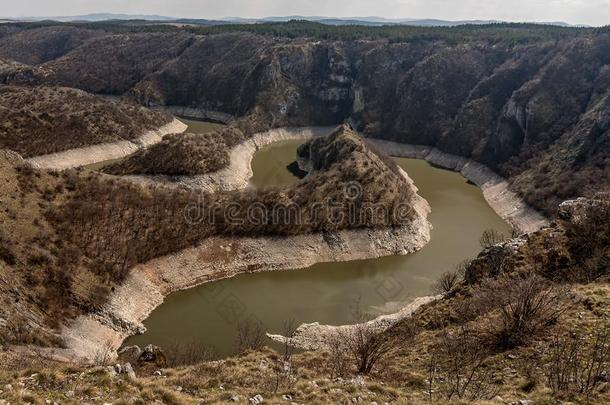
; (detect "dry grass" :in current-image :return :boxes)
[1,283,608,405]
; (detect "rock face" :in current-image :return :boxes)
[464,195,609,284]
[2,26,607,214]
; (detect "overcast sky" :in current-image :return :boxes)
[4,0,610,26]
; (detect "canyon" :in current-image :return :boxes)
[0,20,608,404]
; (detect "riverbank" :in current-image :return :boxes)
[267,139,549,350]
[26,118,187,170]
[52,126,548,362]
[126,126,335,192]
[369,140,549,234]
[57,191,431,362]
[268,295,440,350]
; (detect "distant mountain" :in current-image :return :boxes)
[259,17,578,27]
[1,13,581,27]
[15,13,178,22]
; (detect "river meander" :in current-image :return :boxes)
[126,136,511,356]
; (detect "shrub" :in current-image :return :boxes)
[235,319,266,353]
[334,302,401,374]
[325,331,351,379]
[0,236,16,265]
[163,340,217,367]
[482,274,569,349]
[479,229,505,249]
[433,270,460,295]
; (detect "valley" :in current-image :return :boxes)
[0,19,608,404]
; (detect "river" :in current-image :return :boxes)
[126,137,510,357]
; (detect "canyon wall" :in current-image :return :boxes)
[1,25,608,213]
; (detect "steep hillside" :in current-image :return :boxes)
[1,195,607,404]
[0,23,605,213]
[0,26,103,65]
[0,85,172,157]
[42,33,194,94]
[103,111,271,176]
[0,151,118,346]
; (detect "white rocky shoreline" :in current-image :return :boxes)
[369,140,549,234]
[126,126,335,192]
[26,118,187,170]
[57,212,431,361]
[267,295,441,350]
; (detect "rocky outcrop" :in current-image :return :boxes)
[0,59,40,84]
[267,295,440,350]
[162,106,235,124]
[27,118,187,170]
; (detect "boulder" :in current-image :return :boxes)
[138,344,167,368]
[249,394,264,404]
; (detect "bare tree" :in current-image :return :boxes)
[235,319,266,353]
[545,328,610,398]
[163,339,216,367]
[271,319,298,393]
[479,229,505,249]
[338,300,397,374]
[325,331,350,379]
[347,324,396,374]
[429,325,499,401]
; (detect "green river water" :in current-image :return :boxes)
[126,134,511,357]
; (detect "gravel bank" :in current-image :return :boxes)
[27,118,187,170]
